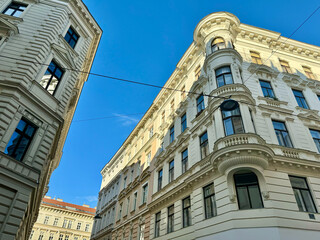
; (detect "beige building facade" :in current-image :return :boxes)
[30,196,95,240]
[0,0,101,239]
[92,12,320,240]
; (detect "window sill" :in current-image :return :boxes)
[0,13,23,22]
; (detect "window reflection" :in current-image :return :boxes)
[40,61,64,95]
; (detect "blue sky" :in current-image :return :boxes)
[47,0,320,207]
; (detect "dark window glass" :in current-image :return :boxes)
[272,120,293,148]
[317,95,320,101]
[181,113,187,132]
[168,160,174,183]
[289,176,317,213]
[40,61,64,95]
[170,126,174,143]
[310,129,320,153]
[182,197,191,228]
[292,89,309,109]
[234,172,263,210]
[211,37,226,52]
[155,212,161,237]
[203,183,217,219]
[5,118,37,161]
[167,205,174,233]
[222,107,244,136]
[3,2,27,17]
[215,66,233,87]
[158,169,163,191]
[259,80,275,98]
[181,149,188,174]
[200,132,209,159]
[142,184,148,204]
[196,94,205,114]
[64,27,79,49]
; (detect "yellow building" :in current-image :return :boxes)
[30,196,95,240]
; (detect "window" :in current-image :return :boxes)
[158,169,163,191]
[170,126,174,143]
[67,220,72,229]
[195,65,201,79]
[62,219,67,228]
[161,111,165,124]
[64,27,79,49]
[139,224,145,240]
[170,99,175,113]
[44,216,49,224]
[74,237,78,240]
[310,129,320,153]
[49,233,54,240]
[3,2,27,17]
[155,212,161,237]
[182,196,191,227]
[38,232,44,240]
[200,132,209,159]
[211,37,226,52]
[76,222,81,230]
[40,61,64,95]
[160,139,164,152]
[292,89,309,109]
[142,184,148,204]
[129,228,133,240]
[222,106,245,136]
[203,183,217,218]
[4,118,37,161]
[259,80,275,98]
[196,94,205,114]
[234,171,263,209]
[279,60,292,73]
[130,169,134,182]
[181,113,187,132]
[146,152,151,166]
[59,234,63,240]
[53,218,59,226]
[167,205,174,233]
[149,127,153,139]
[133,192,137,211]
[168,160,174,183]
[126,197,130,215]
[118,203,122,220]
[65,236,69,240]
[317,95,320,101]
[215,66,233,87]
[123,176,127,189]
[181,85,186,100]
[29,230,34,240]
[181,149,188,174]
[289,176,317,213]
[302,66,315,79]
[250,51,262,64]
[85,223,90,231]
[272,120,293,147]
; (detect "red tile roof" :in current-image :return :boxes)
[42,198,96,215]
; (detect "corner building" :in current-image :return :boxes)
[92,12,320,240]
[0,0,102,239]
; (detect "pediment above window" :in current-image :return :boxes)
[51,43,77,69]
[247,63,279,80]
[297,110,320,123]
[0,15,19,36]
[282,73,309,89]
[188,76,208,98]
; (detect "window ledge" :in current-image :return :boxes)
[0,13,23,23]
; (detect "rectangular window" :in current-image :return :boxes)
[147,152,151,166]
[123,176,127,189]
[272,120,293,148]
[3,2,27,17]
[318,95,320,101]
[181,149,188,174]
[215,66,233,87]
[62,219,67,228]
[126,197,130,215]
[279,60,292,73]
[85,224,90,231]
[222,107,245,136]
[149,127,153,139]
[133,192,137,211]
[139,224,145,240]
[53,218,59,226]
[259,80,275,98]
[4,118,37,161]
[167,205,174,233]
[292,89,309,109]
[196,94,205,114]
[168,160,174,183]
[289,176,317,213]
[170,126,174,143]
[44,216,49,224]
[76,222,81,230]
[182,196,191,228]
[161,111,165,124]
[49,233,54,240]
[67,220,72,229]
[64,26,79,49]
[142,184,148,204]
[155,212,161,237]
[203,183,217,218]
[130,169,134,182]
[59,235,63,240]
[170,99,175,113]
[65,236,69,240]
[158,169,163,191]
[38,232,44,240]
[200,132,209,159]
[181,113,187,132]
[195,65,201,80]
[302,66,315,80]
[181,85,186,100]
[40,61,64,95]
[310,129,320,153]
[250,51,262,64]
[118,203,122,220]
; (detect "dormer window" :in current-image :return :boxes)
[3,2,27,17]
[211,37,225,52]
[64,26,79,49]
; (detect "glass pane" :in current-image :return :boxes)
[293,189,305,211]
[237,187,251,209]
[64,34,71,43]
[48,62,56,72]
[282,132,293,147]
[293,90,303,97]
[310,130,320,139]
[248,185,263,208]
[233,116,244,134]
[200,132,207,144]
[205,198,213,218]
[224,74,233,84]
[4,9,14,16]
[55,68,63,79]
[5,132,21,155]
[69,39,76,48]
[260,81,270,88]
[14,137,29,161]
[47,76,59,94]
[183,198,190,207]
[216,75,224,87]
[267,89,275,98]
[224,118,234,136]
[272,121,285,130]
[25,125,35,137]
[301,190,316,213]
[261,88,269,97]
[216,66,230,76]
[289,176,308,189]
[204,184,214,197]
[16,120,26,131]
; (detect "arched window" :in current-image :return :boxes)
[222,105,244,136]
[234,171,263,209]
[211,37,226,52]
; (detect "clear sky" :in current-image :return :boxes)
[47,0,320,207]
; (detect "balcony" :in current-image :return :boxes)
[204,48,243,70]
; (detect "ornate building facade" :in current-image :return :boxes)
[92,12,320,240]
[0,0,101,239]
[30,196,95,240]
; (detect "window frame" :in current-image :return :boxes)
[142,183,148,204]
[182,196,191,228]
[181,148,188,174]
[181,113,187,132]
[200,132,209,159]
[167,205,174,233]
[196,94,205,114]
[292,89,309,109]
[310,129,320,153]
[215,66,233,87]
[203,183,217,219]
[64,26,80,49]
[279,60,292,73]
[259,80,275,99]
[302,66,315,80]
[211,37,226,52]
[2,2,27,17]
[222,106,245,136]
[168,159,174,183]
[155,212,161,238]
[250,51,262,64]
[158,169,163,191]
[272,120,293,148]
[170,126,174,143]
[40,60,65,95]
